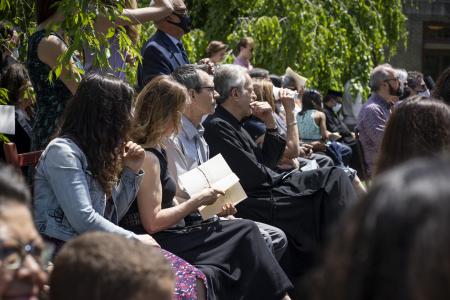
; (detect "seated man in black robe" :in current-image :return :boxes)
[203,64,357,278]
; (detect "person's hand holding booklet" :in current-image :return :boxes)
[178,154,247,220]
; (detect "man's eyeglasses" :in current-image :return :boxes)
[197,86,215,94]
[0,241,54,271]
[384,77,399,83]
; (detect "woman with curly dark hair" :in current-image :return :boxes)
[374,96,450,175]
[33,73,152,244]
[432,66,450,105]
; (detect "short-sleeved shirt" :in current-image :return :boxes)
[356,93,392,174]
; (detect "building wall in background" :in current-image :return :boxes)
[390,0,450,81]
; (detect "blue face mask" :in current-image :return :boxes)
[167,13,192,34]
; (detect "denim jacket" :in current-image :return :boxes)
[34,137,143,241]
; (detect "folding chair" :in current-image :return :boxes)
[354,130,371,185]
[3,142,43,173]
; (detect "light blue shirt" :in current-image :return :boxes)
[167,116,209,176]
[164,32,181,48]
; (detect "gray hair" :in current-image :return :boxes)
[396,68,408,83]
[171,64,205,90]
[214,64,247,104]
[369,63,395,92]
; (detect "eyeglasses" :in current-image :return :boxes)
[198,86,215,94]
[384,77,399,83]
[0,241,54,271]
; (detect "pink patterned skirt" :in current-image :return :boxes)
[160,249,207,300]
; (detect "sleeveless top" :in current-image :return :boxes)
[27,30,78,150]
[296,110,322,141]
[120,148,179,233]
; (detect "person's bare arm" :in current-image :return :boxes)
[317,111,330,141]
[280,89,300,159]
[94,0,173,35]
[137,151,223,234]
[37,35,80,95]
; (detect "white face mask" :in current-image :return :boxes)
[332,103,342,113]
[11,48,19,59]
[417,89,431,98]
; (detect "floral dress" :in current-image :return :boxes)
[160,249,207,300]
[27,30,77,151]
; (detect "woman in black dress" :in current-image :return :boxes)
[121,75,292,300]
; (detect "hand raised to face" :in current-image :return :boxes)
[122,141,145,174]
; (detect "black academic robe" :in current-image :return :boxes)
[324,106,355,144]
[204,105,357,278]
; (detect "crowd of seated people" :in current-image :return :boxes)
[1,0,450,299]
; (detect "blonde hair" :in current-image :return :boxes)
[131,76,188,148]
[253,78,275,111]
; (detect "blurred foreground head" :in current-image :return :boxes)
[312,157,450,300]
[375,96,450,175]
[0,164,47,300]
[50,232,174,300]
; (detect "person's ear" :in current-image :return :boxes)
[189,88,196,100]
[231,87,240,98]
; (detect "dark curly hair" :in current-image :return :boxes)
[56,73,134,195]
[374,96,450,175]
[432,66,450,105]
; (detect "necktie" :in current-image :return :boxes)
[177,42,189,64]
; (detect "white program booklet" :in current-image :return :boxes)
[0,105,15,135]
[178,154,247,220]
[300,159,319,172]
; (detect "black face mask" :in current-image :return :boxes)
[387,81,403,97]
[167,13,192,34]
[399,86,411,100]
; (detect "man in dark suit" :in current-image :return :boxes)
[137,0,190,89]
